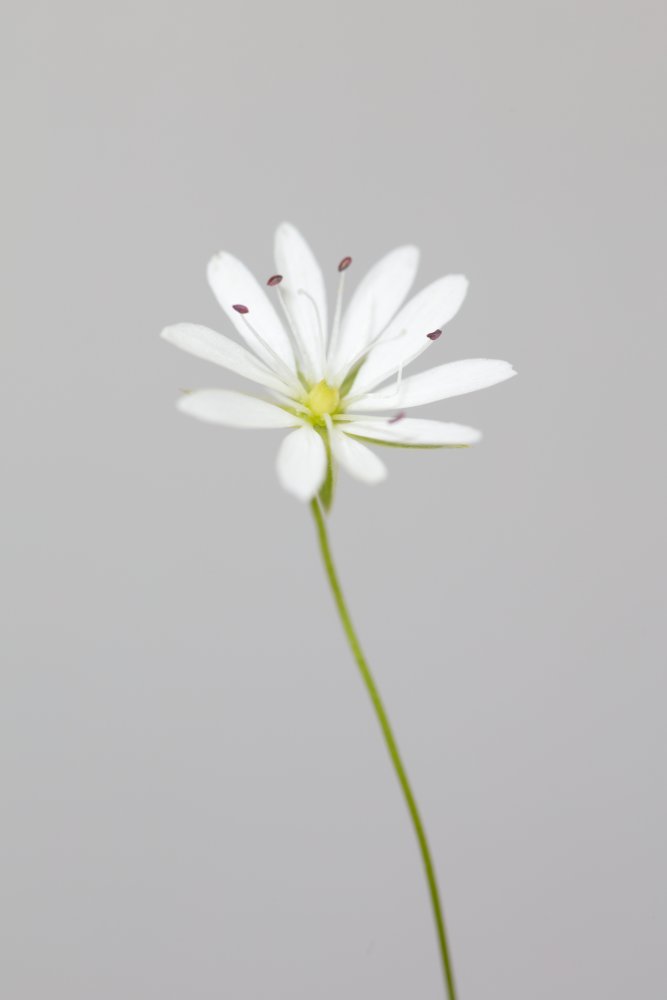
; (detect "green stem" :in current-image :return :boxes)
[310,498,458,1000]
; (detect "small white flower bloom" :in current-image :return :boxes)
[162,223,516,503]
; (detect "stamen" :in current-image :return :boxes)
[270,283,316,382]
[327,257,353,367]
[268,388,310,415]
[331,325,408,389]
[427,328,442,341]
[395,360,404,394]
[237,310,301,392]
[353,360,404,409]
[388,411,406,424]
[266,274,283,286]
[298,287,326,350]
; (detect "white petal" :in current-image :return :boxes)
[329,245,420,376]
[276,425,328,501]
[331,429,387,484]
[207,252,296,376]
[274,222,327,379]
[351,359,516,411]
[177,389,301,428]
[342,416,482,447]
[350,275,469,395]
[161,324,288,393]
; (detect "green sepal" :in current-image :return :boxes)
[345,433,470,451]
[339,358,366,397]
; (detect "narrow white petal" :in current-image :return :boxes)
[329,245,420,375]
[177,389,301,428]
[274,222,327,379]
[351,275,469,395]
[207,252,296,374]
[161,324,288,393]
[331,429,387,484]
[351,359,516,411]
[276,424,328,501]
[342,416,482,446]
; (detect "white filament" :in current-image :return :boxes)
[326,269,347,366]
[239,314,302,393]
[273,285,317,383]
[331,325,408,390]
[297,287,327,353]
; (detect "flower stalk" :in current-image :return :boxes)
[310,497,458,1000]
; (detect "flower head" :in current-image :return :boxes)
[161,223,516,503]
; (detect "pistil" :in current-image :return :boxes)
[307,380,340,419]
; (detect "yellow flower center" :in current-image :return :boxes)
[307,380,340,418]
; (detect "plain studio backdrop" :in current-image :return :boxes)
[2,1,665,998]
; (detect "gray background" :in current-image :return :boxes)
[2,1,665,997]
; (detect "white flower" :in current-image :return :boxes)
[162,223,516,503]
